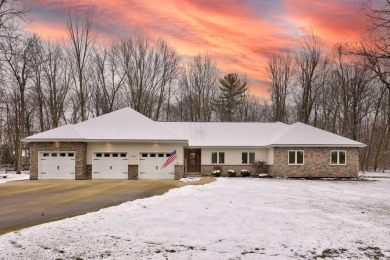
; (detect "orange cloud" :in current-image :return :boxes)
[24,0,369,97]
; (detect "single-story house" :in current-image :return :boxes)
[23,107,365,180]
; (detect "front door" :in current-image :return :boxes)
[186,149,201,172]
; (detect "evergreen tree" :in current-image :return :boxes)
[213,73,247,121]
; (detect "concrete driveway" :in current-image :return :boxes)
[0,178,213,235]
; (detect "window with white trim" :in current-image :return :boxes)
[242,152,255,164]
[288,150,304,165]
[212,152,225,164]
[330,150,346,165]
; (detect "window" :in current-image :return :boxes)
[104,153,110,157]
[113,153,118,157]
[68,153,74,157]
[212,152,225,164]
[330,151,346,165]
[96,153,102,157]
[242,152,255,164]
[288,150,304,165]
[43,153,49,157]
[60,153,66,157]
[141,153,148,158]
[158,154,164,157]
[120,153,126,158]
[150,154,156,157]
[51,153,57,157]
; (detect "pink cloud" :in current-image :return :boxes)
[24,0,369,97]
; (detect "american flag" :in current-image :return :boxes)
[161,150,177,168]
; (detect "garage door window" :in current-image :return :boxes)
[52,153,57,157]
[104,153,110,157]
[158,154,164,157]
[120,153,126,157]
[60,153,66,157]
[150,154,156,157]
[113,153,118,157]
[43,153,49,157]
[96,153,102,157]
[68,153,74,157]
[141,153,148,157]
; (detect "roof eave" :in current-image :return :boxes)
[270,144,367,148]
[186,145,271,149]
[22,138,188,144]
[22,138,86,143]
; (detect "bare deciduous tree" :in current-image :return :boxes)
[66,13,96,122]
[266,52,294,123]
[294,35,328,124]
[91,45,126,116]
[175,53,219,121]
[117,36,180,120]
[0,0,27,34]
[0,32,38,173]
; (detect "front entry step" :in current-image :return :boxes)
[185,172,202,177]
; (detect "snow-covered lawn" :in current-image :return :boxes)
[0,171,29,184]
[1,177,390,259]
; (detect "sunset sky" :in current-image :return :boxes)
[22,0,372,96]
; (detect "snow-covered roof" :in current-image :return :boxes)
[270,122,365,147]
[159,121,365,148]
[24,124,85,141]
[158,122,289,147]
[24,107,365,147]
[23,108,187,143]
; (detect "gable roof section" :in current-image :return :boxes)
[272,122,365,147]
[158,122,289,147]
[23,108,187,143]
[159,121,365,148]
[23,124,85,142]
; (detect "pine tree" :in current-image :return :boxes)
[213,73,247,121]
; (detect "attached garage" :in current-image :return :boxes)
[139,153,174,180]
[39,152,76,179]
[92,152,128,179]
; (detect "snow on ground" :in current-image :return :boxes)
[1,177,390,259]
[179,177,202,182]
[0,171,29,184]
[360,171,390,178]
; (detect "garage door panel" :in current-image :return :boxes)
[138,153,174,180]
[92,153,128,179]
[39,152,75,180]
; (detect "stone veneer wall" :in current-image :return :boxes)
[200,165,265,177]
[29,142,87,180]
[174,165,184,180]
[86,165,92,179]
[271,147,359,178]
[128,165,138,180]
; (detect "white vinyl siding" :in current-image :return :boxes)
[87,143,184,165]
[330,150,346,165]
[201,148,271,165]
[267,148,274,164]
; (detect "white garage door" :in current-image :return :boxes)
[92,152,128,179]
[139,153,175,180]
[39,152,75,180]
